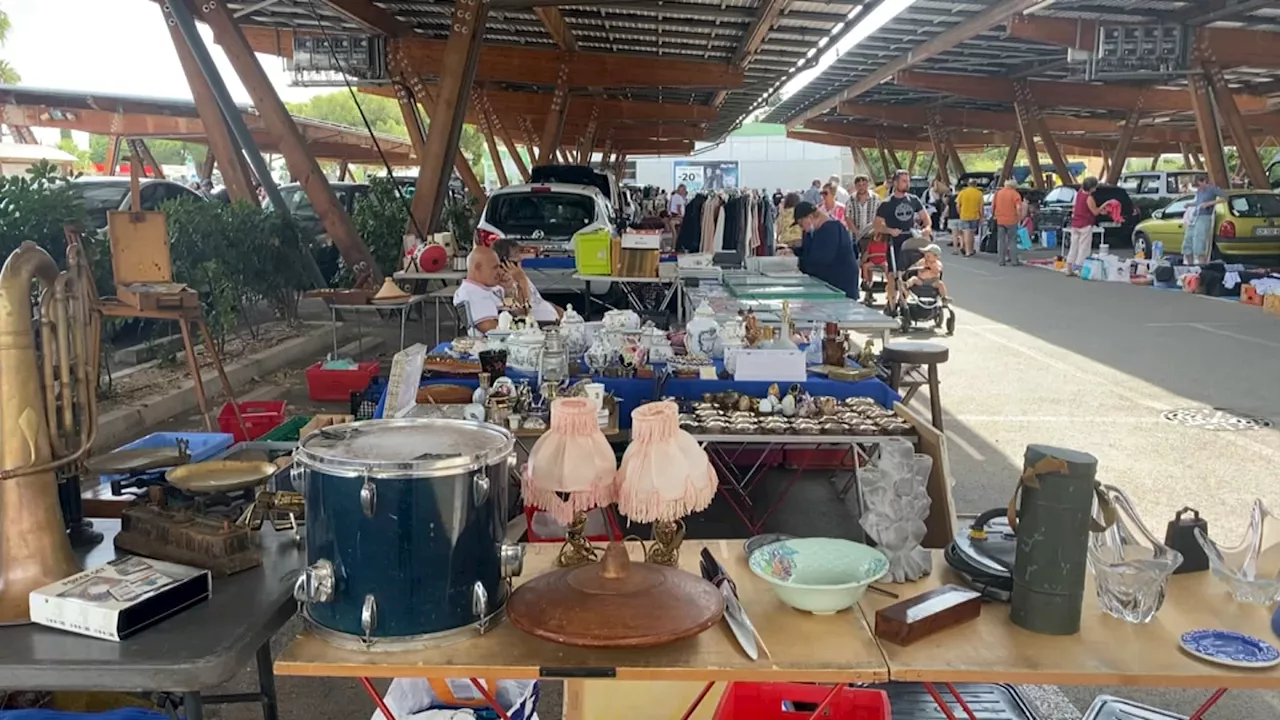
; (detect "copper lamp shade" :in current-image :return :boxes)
[507,542,724,648]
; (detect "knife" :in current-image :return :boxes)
[700,548,761,661]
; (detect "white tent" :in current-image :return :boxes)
[0,142,78,176]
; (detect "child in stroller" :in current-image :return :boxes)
[893,240,956,335]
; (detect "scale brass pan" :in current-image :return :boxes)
[84,446,191,475]
[165,460,277,493]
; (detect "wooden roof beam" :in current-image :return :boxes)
[362,85,717,122]
[534,6,577,51]
[893,70,1270,114]
[787,0,1046,127]
[1005,15,1280,70]
[319,0,413,37]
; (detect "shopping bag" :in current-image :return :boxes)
[1080,257,1105,281]
[372,679,539,720]
[1016,226,1032,250]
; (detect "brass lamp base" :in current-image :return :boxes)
[556,510,599,568]
[645,519,686,567]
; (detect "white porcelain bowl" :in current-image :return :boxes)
[748,538,888,614]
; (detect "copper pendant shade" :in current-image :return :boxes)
[507,542,724,648]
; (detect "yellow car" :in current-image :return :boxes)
[1133,190,1280,260]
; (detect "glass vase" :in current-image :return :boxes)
[1195,499,1280,605]
[1087,485,1183,623]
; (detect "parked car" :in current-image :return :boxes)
[528,164,629,228]
[1268,158,1280,190]
[1117,171,1206,203]
[1037,184,1142,247]
[946,172,998,220]
[1132,191,1280,261]
[68,177,205,230]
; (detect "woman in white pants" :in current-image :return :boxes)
[1065,177,1102,276]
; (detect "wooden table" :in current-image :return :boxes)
[275,540,887,718]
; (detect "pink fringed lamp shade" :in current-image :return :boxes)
[523,398,617,525]
[616,401,717,523]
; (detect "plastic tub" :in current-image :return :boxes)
[99,431,234,484]
[712,684,891,720]
[218,400,287,442]
[305,361,381,402]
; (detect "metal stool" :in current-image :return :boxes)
[882,341,949,431]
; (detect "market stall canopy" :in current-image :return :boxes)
[217,0,871,140]
[0,85,417,165]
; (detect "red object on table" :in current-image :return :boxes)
[218,400,287,442]
[712,683,891,720]
[305,361,381,402]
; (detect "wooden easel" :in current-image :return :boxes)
[104,161,246,435]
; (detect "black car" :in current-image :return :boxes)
[68,177,205,230]
[1037,184,1142,247]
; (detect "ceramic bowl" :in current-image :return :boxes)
[748,538,888,614]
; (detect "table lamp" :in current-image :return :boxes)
[615,401,717,566]
[523,397,616,567]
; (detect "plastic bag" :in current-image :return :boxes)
[1016,226,1032,250]
[370,679,539,720]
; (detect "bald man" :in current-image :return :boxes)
[453,246,506,334]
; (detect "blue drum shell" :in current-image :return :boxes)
[303,462,510,639]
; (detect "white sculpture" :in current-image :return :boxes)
[858,437,933,583]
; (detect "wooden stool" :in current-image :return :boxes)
[882,341,949,432]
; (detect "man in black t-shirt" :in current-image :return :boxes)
[874,170,932,315]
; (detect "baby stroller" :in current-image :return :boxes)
[890,234,956,336]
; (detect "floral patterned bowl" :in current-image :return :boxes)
[747,538,888,614]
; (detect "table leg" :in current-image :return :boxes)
[678,682,716,720]
[563,679,586,720]
[183,692,205,720]
[1189,689,1228,720]
[927,362,944,432]
[434,298,441,346]
[331,306,339,359]
[177,319,213,431]
[582,279,590,317]
[468,679,513,720]
[399,306,408,351]
[361,677,397,720]
[256,642,280,720]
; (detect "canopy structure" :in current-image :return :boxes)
[761,1,1280,188]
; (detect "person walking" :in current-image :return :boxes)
[792,201,860,299]
[828,174,850,207]
[802,179,822,205]
[992,179,1024,266]
[1065,176,1103,276]
[1184,175,1226,265]
[874,170,932,315]
[926,178,950,241]
[821,183,846,222]
[846,175,882,303]
[954,178,984,258]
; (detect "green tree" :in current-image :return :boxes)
[0,7,18,85]
[286,89,486,182]
[85,135,206,168]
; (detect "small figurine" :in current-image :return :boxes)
[780,392,797,418]
[767,383,781,400]
[856,340,877,368]
[758,396,775,415]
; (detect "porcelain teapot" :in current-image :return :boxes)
[685,301,721,360]
[559,306,588,356]
[602,309,641,331]
[506,326,546,371]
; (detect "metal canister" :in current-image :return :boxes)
[1009,444,1099,636]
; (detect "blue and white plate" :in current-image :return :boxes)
[1179,629,1280,669]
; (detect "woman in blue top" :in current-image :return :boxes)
[792,201,860,299]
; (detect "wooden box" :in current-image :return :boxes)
[1265,293,1280,318]
[618,248,660,278]
[1241,284,1263,307]
[874,584,982,646]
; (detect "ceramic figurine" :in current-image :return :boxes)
[736,394,754,413]
[684,301,721,360]
[649,343,675,363]
[584,335,616,373]
[758,396,775,415]
[497,310,514,331]
[767,383,781,400]
[780,392,797,418]
[640,322,665,350]
[798,395,820,418]
[856,340,877,368]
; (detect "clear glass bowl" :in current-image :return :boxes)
[1088,485,1183,623]
[1195,499,1280,605]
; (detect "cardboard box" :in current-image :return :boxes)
[1264,293,1280,318]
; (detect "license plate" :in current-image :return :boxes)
[1255,227,1280,236]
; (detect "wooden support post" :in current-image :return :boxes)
[405,0,488,235]
[394,83,428,159]
[538,64,571,165]
[945,138,966,178]
[925,126,950,185]
[483,95,528,181]
[105,135,122,177]
[1188,71,1229,188]
[614,153,628,182]
[1000,132,1021,184]
[1016,81,1074,184]
[1011,98,1045,188]
[578,106,600,165]
[907,151,919,174]
[412,80,488,203]
[1201,58,1269,189]
[1180,143,1194,170]
[200,150,216,182]
[1099,147,1110,180]
[336,160,349,182]
[134,139,166,180]
[472,87,508,187]
[881,133,903,172]
[1149,156,1161,171]
[852,145,876,180]
[599,128,614,172]
[9,125,36,144]
[1106,103,1144,184]
[1193,151,1205,170]
[195,0,378,284]
[162,1,254,201]
[516,115,539,154]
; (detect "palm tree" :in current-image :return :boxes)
[0,8,18,85]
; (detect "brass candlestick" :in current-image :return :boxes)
[556,511,600,567]
[646,518,687,566]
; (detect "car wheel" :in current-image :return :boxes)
[1133,232,1149,258]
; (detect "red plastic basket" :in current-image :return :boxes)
[712,684,891,720]
[305,361,381,402]
[218,400,287,442]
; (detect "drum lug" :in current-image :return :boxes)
[472,470,490,506]
[471,581,489,620]
[293,559,335,604]
[359,476,376,518]
[499,543,525,579]
[361,594,378,641]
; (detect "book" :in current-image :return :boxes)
[29,555,212,641]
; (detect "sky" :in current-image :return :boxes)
[2,0,325,146]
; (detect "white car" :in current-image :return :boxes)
[475,182,619,293]
[1117,171,1207,202]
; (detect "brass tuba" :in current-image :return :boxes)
[0,234,102,624]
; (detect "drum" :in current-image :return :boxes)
[292,418,524,650]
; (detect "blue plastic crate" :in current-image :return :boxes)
[99,431,235,484]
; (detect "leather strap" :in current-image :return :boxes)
[1007,455,1115,533]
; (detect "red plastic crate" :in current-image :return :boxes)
[305,361,381,402]
[218,400,288,442]
[713,684,891,720]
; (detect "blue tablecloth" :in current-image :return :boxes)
[375,343,899,428]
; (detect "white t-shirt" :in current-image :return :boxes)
[833,185,850,207]
[526,281,559,323]
[668,193,687,216]
[453,280,504,335]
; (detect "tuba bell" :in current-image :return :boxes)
[0,234,102,624]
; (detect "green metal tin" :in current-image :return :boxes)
[1009,444,1098,636]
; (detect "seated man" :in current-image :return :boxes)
[492,237,563,325]
[904,244,951,303]
[453,245,507,335]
